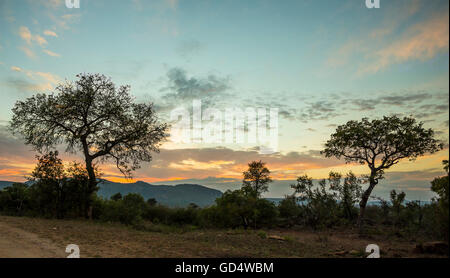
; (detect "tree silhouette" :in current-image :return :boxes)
[10,73,169,217]
[321,115,443,228]
[242,160,272,198]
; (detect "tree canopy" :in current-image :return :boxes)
[242,160,272,198]
[322,115,443,174]
[10,73,169,179]
[321,115,443,227]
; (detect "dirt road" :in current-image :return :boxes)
[0,220,66,258]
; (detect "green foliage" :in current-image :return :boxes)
[390,189,406,226]
[99,193,147,226]
[147,198,157,207]
[210,189,278,229]
[0,183,30,216]
[278,196,301,227]
[291,174,339,228]
[321,115,443,226]
[329,171,362,221]
[110,192,123,201]
[430,160,449,241]
[242,160,272,198]
[257,231,267,239]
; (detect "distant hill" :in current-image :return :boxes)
[96,180,222,207]
[0,179,223,207]
[0,181,15,190]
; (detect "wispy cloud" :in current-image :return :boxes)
[43,30,58,37]
[19,46,36,59]
[18,26,48,47]
[7,66,60,92]
[42,49,61,57]
[358,11,449,75]
[176,39,203,59]
[326,3,449,76]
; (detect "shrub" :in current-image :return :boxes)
[100,193,147,226]
[278,196,301,227]
[211,189,278,229]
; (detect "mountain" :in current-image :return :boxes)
[0,181,15,190]
[0,179,223,207]
[97,180,222,207]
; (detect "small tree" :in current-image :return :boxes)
[329,171,362,221]
[291,174,339,228]
[431,160,449,202]
[242,160,272,198]
[29,151,66,218]
[0,183,30,215]
[390,189,406,227]
[321,115,443,228]
[111,192,123,201]
[10,73,169,217]
[147,198,157,207]
[431,160,449,241]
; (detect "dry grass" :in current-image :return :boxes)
[0,215,446,258]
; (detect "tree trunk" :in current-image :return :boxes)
[85,156,97,220]
[357,172,378,230]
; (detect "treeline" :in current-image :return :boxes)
[0,155,448,241]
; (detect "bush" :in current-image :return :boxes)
[0,183,30,216]
[291,175,339,229]
[211,189,278,229]
[99,193,147,226]
[278,196,301,227]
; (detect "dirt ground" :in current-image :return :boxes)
[0,220,66,258]
[0,215,447,258]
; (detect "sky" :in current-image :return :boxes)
[0,0,448,200]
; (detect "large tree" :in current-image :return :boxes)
[321,115,443,228]
[10,73,169,217]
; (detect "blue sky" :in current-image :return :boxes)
[0,0,448,199]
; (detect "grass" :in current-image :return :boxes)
[0,215,447,258]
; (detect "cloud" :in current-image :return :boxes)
[326,3,449,76]
[18,26,32,45]
[18,26,48,47]
[33,35,48,47]
[42,49,61,57]
[358,11,449,75]
[48,13,81,30]
[163,68,230,100]
[19,46,36,58]
[298,100,340,122]
[155,68,232,112]
[39,0,64,9]
[43,30,58,37]
[176,39,203,59]
[344,92,430,111]
[165,0,178,10]
[115,147,345,183]
[7,66,60,92]
[11,66,22,72]
[18,26,56,59]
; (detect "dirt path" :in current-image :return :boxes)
[0,220,66,258]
